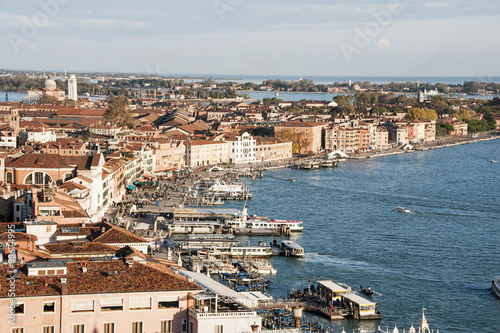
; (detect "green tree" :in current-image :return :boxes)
[453,108,472,121]
[333,95,349,106]
[436,122,455,136]
[405,107,438,121]
[371,106,388,115]
[104,95,133,127]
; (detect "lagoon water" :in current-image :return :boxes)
[224,140,500,333]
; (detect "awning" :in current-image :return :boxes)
[126,184,137,191]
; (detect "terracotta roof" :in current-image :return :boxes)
[6,153,98,170]
[92,224,147,244]
[0,222,24,234]
[0,260,202,298]
[41,243,118,254]
[0,232,37,241]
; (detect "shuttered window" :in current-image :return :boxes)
[129,297,151,310]
[100,298,123,311]
[71,299,94,312]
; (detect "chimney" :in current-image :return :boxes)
[61,278,68,295]
[293,307,303,328]
[251,322,260,331]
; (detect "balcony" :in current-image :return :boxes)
[188,293,256,319]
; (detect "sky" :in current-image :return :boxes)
[0,0,499,78]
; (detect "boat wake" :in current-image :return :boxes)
[303,252,393,274]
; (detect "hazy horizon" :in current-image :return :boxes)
[1,1,499,77]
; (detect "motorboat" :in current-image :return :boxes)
[492,276,500,298]
[395,206,411,213]
[360,285,374,295]
[490,160,498,163]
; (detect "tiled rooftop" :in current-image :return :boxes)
[0,260,202,298]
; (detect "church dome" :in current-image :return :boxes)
[44,77,57,90]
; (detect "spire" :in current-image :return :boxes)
[419,308,430,333]
[392,325,399,333]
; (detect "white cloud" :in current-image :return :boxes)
[423,2,452,8]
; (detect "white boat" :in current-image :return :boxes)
[206,180,252,199]
[251,260,277,275]
[228,246,273,258]
[280,240,304,257]
[492,276,500,298]
[395,206,411,213]
[226,206,303,232]
[490,160,498,163]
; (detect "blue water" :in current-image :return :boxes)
[223,140,500,333]
[0,91,103,103]
[240,91,498,102]
[178,74,500,85]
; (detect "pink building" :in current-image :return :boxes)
[1,259,202,333]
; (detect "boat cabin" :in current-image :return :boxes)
[342,292,377,319]
[317,280,349,301]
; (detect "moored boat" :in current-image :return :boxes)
[226,206,303,233]
[320,160,337,168]
[492,276,500,298]
[301,161,313,169]
[280,240,304,257]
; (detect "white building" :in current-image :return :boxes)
[68,74,78,101]
[19,129,57,144]
[225,132,257,164]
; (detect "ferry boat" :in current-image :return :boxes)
[219,246,273,258]
[173,234,238,252]
[205,180,252,199]
[320,160,337,168]
[311,161,320,169]
[492,276,500,298]
[225,207,303,233]
[280,240,304,257]
[395,206,411,213]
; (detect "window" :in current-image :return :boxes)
[43,327,55,333]
[129,297,151,310]
[132,322,143,333]
[215,325,223,333]
[101,298,123,311]
[160,320,172,333]
[14,303,24,314]
[6,172,13,183]
[158,297,179,309]
[103,323,115,333]
[43,301,55,313]
[24,172,53,185]
[11,329,23,333]
[189,321,193,333]
[181,319,187,333]
[71,299,94,312]
[73,325,84,333]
